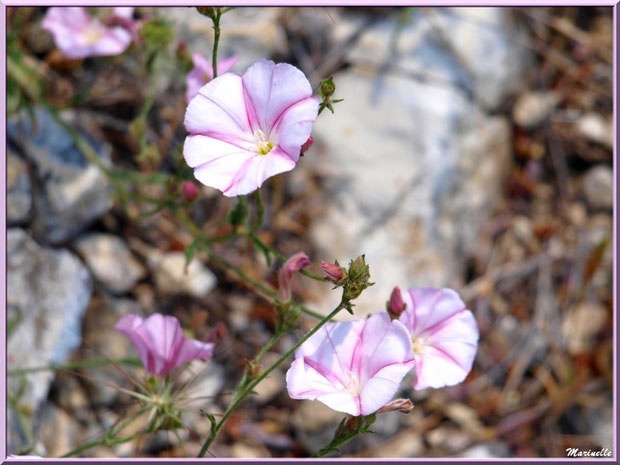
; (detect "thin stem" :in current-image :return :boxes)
[61,407,148,457]
[7,356,141,376]
[249,189,265,234]
[197,297,347,457]
[211,11,221,78]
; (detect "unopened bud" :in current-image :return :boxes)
[277,252,311,302]
[387,286,406,317]
[318,76,336,99]
[377,398,414,415]
[301,136,314,154]
[195,7,218,19]
[181,181,199,202]
[343,255,373,303]
[321,260,345,283]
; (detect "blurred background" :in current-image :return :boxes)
[6,6,614,458]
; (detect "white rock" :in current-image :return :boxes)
[583,165,613,210]
[74,233,147,294]
[513,91,559,127]
[577,112,613,148]
[148,250,217,298]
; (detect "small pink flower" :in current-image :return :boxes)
[286,313,415,416]
[115,313,214,377]
[376,398,414,414]
[278,252,311,302]
[42,7,132,59]
[183,59,319,197]
[320,260,345,282]
[185,52,239,103]
[398,287,479,390]
[387,286,406,317]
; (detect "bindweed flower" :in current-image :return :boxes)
[185,52,239,103]
[42,7,132,59]
[286,313,415,416]
[397,287,479,390]
[115,313,214,377]
[184,59,319,197]
[387,286,406,318]
[320,260,346,283]
[277,252,311,302]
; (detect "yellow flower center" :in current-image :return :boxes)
[254,130,274,155]
[412,336,426,355]
[345,372,361,397]
[82,27,105,46]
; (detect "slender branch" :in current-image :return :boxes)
[7,356,141,376]
[197,297,347,457]
[211,11,221,78]
[249,189,265,234]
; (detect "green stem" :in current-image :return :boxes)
[197,297,347,457]
[211,11,221,78]
[61,407,148,457]
[249,189,265,234]
[7,356,142,376]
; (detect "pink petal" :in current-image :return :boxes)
[216,55,239,75]
[184,73,252,143]
[414,310,478,389]
[174,338,215,368]
[222,147,296,197]
[183,134,253,168]
[242,59,313,134]
[90,26,132,56]
[189,148,256,195]
[286,358,360,416]
[360,362,414,416]
[357,315,415,386]
[114,314,154,374]
[400,287,465,336]
[272,97,319,161]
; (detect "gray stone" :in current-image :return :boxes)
[168,7,286,72]
[7,228,92,453]
[577,112,613,149]
[145,248,217,298]
[583,165,613,210]
[308,68,512,317]
[7,107,113,244]
[7,150,33,226]
[74,233,147,294]
[343,8,526,111]
[512,91,559,128]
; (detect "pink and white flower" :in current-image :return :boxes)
[42,7,132,59]
[115,313,214,377]
[183,59,319,197]
[397,287,479,390]
[185,52,239,103]
[286,313,415,416]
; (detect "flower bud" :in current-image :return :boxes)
[301,136,314,154]
[318,76,336,99]
[376,398,413,415]
[181,181,199,202]
[321,260,345,283]
[343,255,373,303]
[387,286,406,317]
[277,252,311,302]
[195,7,218,19]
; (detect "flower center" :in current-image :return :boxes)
[345,372,361,397]
[82,26,105,46]
[254,130,274,155]
[411,336,426,355]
